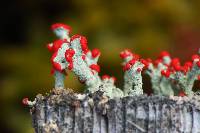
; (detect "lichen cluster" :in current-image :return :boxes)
[42,23,200,99]
[120,49,200,97]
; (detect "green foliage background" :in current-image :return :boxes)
[0,0,200,132]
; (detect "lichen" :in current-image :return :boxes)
[41,23,200,99]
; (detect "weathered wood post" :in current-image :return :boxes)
[29,89,200,133]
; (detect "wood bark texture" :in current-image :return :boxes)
[30,89,200,133]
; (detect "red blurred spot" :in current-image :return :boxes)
[50,68,55,75]
[91,49,101,58]
[46,43,53,52]
[22,98,29,105]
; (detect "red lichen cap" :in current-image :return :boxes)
[165,70,171,78]
[132,53,140,60]
[181,66,188,75]
[67,48,75,56]
[161,69,170,78]
[51,23,72,33]
[46,43,53,52]
[171,58,180,67]
[191,54,199,61]
[128,59,136,66]
[159,51,170,59]
[123,63,132,71]
[80,36,89,54]
[65,49,75,71]
[22,98,29,105]
[91,49,101,58]
[89,64,100,73]
[173,64,181,71]
[51,52,63,72]
[68,63,73,70]
[140,59,150,68]
[120,49,133,59]
[53,62,63,72]
[154,59,162,67]
[70,34,82,41]
[146,58,152,63]
[65,48,75,62]
[122,59,137,71]
[181,62,192,74]
[102,75,110,80]
[71,35,89,54]
[65,49,75,63]
[52,39,68,52]
[184,61,193,69]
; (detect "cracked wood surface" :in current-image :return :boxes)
[30,89,200,133]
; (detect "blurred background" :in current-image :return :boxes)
[0,0,200,132]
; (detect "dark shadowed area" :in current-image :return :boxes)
[0,0,200,132]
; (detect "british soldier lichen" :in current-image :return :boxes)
[44,23,200,99]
